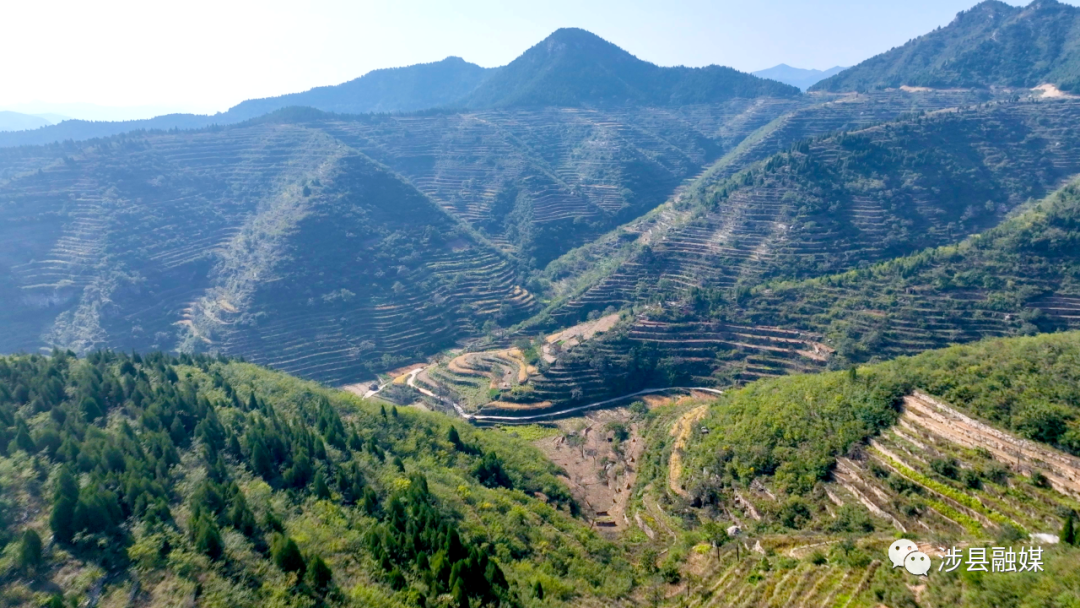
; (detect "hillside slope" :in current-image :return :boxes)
[686,174,1080,371]
[0,351,632,607]
[320,98,806,266]
[537,154,1080,413]
[813,0,1080,93]
[535,89,1001,303]
[646,332,1080,607]
[545,99,1080,326]
[487,99,1080,411]
[461,28,801,109]
[0,118,535,384]
[0,95,813,291]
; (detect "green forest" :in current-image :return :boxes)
[0,351,633,607]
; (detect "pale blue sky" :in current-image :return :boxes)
[0,0,1065,117]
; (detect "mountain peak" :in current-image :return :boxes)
[461,28,799,108]
[528,28,643,66]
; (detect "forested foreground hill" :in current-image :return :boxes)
[813,0,1080,93]
[642,332,1080,607]
[0,351,633,607]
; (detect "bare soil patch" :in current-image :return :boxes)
[533,406,645,534]
[543,313,620,358]
[1033,84,1077,99]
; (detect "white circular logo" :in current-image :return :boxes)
[888,538,918,569]
[905,551,931,576]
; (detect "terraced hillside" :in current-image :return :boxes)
[497,98,1080,411]
[537,89,1005,306]
[689,177,1080,371]
[549,98,1080,324]
[642,333,1080,607]
[0,118,534,384]
[9,94,906,382]
[320,99,805,266]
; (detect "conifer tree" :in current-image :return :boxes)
[273,536,306,576]
[16,529,43,573]
[308,555,333,592]
[50,467,78,543]
[193,514,224,561]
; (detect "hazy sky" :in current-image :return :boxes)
[0,0,1062,117]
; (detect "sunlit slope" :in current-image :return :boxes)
[655,332,1080,607]
[536,89,1008,312]
[548,99,1080,326]
[691,176,1080,370]
[0,351,633,607]
[535,169,1080,409]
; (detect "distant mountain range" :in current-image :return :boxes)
[752,64,847,90]
[225,56,494,121]
[0,28,799,148]
[1,101,190,122]
[0,111,53,132]
[813,0,1080,93]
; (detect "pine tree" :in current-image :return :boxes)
[452,579,470,608]
[273,536,306,576]
[308,555,333,592]
[533,580,544,599]
[50,467,79,543]
[194,515,224,561]
[1063,512,1076,546]
[13,419,35,453]
[16,529,43,573]
[313,471,331,499]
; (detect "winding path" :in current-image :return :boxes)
[403,363,722,424]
